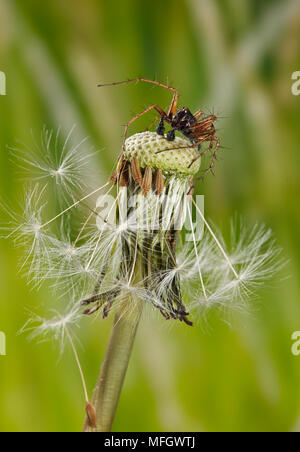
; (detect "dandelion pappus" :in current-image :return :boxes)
[98,78,220,180]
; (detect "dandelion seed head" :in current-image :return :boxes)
[4,127,284,342]
[123,131,201,175]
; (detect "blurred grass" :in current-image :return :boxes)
[0,0,300,432]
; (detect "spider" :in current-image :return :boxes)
[98,78,220,179]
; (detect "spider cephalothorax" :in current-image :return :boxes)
[98,78,220,178]
[158,107,197,141]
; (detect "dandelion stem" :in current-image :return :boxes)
[83,266,143,432]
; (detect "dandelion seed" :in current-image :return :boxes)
[21,305,82,349]
[10,125,97,204]
[21,305,96,425]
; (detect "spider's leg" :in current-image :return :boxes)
[122,104,168,151]
[156,117,165,136]
[155,140,200,155]
[193,109,204,120]
[98,78,179,120]
[187,137,214,169]
[166,128,176,141]
[187,153,201,169]
[155,138,206,156]
[199,136,220,180]
[145,114,160,132]
[167,91,178,118]
[98,78,178,94]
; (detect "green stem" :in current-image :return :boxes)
[83,298,143,432]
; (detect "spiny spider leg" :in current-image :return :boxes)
[122,104,168,151]
[144,114,161,132]
[187,138,214,168]
[155,140,204,155]
[198,136,220,179]
[193,109,204,120]
[154,134,213,157]
[98,77,179,119]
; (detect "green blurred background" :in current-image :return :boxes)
[0,0,300,432]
